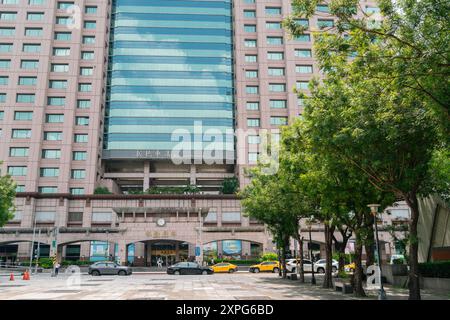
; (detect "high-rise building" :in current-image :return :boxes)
[1,0,401,266]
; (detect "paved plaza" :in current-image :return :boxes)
[0,272,448,300]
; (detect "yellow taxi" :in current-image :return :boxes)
[344,262,355,272]
[211,262,238,273]
[249,261,281,273]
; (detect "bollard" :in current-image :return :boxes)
[10,273,14,281]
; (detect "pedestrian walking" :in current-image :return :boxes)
[55,262,61,276]
[157,257,163,269]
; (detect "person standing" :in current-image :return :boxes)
[55,262,61,276]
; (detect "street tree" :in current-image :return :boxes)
[0,164,16,227]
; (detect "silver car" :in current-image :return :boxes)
[88,261,132,276]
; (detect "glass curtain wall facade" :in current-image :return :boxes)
[104,0,234,161]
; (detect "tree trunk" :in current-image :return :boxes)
[322,224,335,289]
[297,234,305,283]
[352,232,366,297]
[405,192,421,300]
[334,228,351,273]
[281,236,289,279]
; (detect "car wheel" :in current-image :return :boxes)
[253,268,260,273]
[332,266,337,273]
[229,269,235,273]
[91,270,100,276]
[317,267,325,274]
[273,267,280,273]
[174,271,180,275]
[202,270,208,275]
[118,270,126,276]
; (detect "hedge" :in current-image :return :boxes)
[213,259,261,265]
[418,261,450,278]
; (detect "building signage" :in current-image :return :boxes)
[222,240,242,255]
[145,230,176,238]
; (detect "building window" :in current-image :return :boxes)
[244,39,257,47]
[74,134,88,143]
[243,10,256,18]
[78,83,92,92]
[16,94,35,103]
[316,4,329,12]
[14,111,33,120]
[18,76,37,86]
[82,36,95,44]
[0,12,17,21]
[71,169,86,179]
[296,65,313,73]
[45,114,64,123]
[266,22,282,30]
[25,28,43,37]
[0,59,11,69]
[270,116,288,126]
[247,118,260,127]
[38,187,57,194]
[47,97,66,106]
[245,55,257,63]
[244,25,256,32]
[0,27,15,36]
[23,43,41,53]
[80,67,93,76]
[267,36,283,45]
[269,100,287,109]
[73,151,87,160]
[268,67,285,76]
[296,81,309,90]
[269,83,286,92]
[246,86,258,94]
[248,152,258,164]
[267,52,284,60]
[246,102,259,110]
[245,70,258,78]
[81,51,94,60]
[295,49,312,58]
[85,6,97,14]
[70,188,85,195]
[43,131,62,141]
[26,12,44,21]
[75,116,89,126]
[0,76,8,85]
[8,166,27,176]
[41,149,61,159]
[54,32,71,41]
[21,60,38,69]
[0,43,13,52]
[248,135,260,144]
[294,34,311,42]
[83,21,96,29]
[51,63,69,72]
[49,80,68,89]
[265,7,281,15]
[295,19,309,27]
[77,99,91,109]
[12,129,31,138]
[53,47,70,56]
[9,147,29,157]
[317,19,334,28]
[40,168,60,177]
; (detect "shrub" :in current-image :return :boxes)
[261,252,278,261]
[419,261,450,278]
[94,187,112,194]
[221,177,239,194]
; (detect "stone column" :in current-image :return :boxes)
[117,241,127,266]
[143,161,150,191]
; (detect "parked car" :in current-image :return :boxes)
[389,254,406,264]
[167,262,213,275]
[286,258,313,273]
[88,261,132,276]
[211,262,238,273]
[314,259,338,273]
[286,259,338,273]
[249,261,281,273]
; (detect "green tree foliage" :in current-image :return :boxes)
[284,0,448,300]
[0,167,16,227]
[221,177,239,194]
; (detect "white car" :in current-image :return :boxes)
[286,258,338,273]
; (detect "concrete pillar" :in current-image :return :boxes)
[242,241,251,258]
[190,165,196,185]
[175,242,180,261]
[143,161,150,191]
[17,242,31,261]
[80,242,90,261]
[117,241,127,266]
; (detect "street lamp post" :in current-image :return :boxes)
[368,204,387,300]
[308,216,316,285]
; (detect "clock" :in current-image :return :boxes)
[156,218,166,227]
